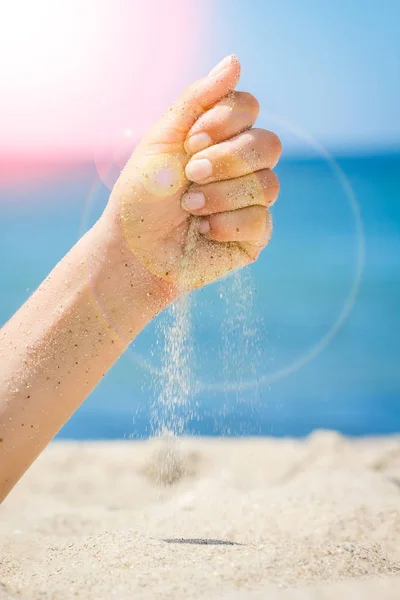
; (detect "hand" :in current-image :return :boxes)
[0,56,282,500]
[105,55,281,291]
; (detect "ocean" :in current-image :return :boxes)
[1,153,399,439]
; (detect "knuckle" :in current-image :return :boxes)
[264,170,280,204]
[183,84,208,117]
[253,203,267,222]
[266,169,280,193]
[269,131,283,160]
[238,91,260,116]
[256,207,268,237]
[253,129,282,161]
[264,210,273,244]
[249,128,282,155]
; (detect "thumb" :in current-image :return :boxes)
[145,55,241,147]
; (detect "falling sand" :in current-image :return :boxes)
[149,218,199,485]
[2,228,399,598]
[148,216,259,482]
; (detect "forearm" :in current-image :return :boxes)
[0,216,171,501]
[0,55,281,502]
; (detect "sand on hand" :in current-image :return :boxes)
[1,432,400,599]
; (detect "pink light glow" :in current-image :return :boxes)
[0,0,200,176]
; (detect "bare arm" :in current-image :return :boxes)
[0,55,281,501]
[0,219,172,500]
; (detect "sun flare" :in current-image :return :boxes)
[0,1,97,91]
[0,0,195,160]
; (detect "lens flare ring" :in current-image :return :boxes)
[80,112,364,393]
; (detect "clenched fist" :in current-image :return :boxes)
[106,55,281,291]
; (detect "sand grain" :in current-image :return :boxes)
[1,432,399,599]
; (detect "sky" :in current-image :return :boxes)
[210,0,400,153]
[0,0,399,163]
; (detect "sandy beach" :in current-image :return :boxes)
[1,431,400,599]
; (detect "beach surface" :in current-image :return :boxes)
[1,431,400,599]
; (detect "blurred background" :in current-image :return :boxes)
[1,0,399,438]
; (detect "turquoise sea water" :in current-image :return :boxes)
[1,154,399,438]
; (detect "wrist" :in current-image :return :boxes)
[87,214,175,344]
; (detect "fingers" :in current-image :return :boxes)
[181,169,279,215]
[185,128,282,184]
[199,205,271,244]
[184,208,272,288]
[184,91,259,155]
[145,55,241,146]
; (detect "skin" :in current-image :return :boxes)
[0,55,281,502]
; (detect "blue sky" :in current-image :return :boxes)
[193,0,400,153]
[1,0,398,159]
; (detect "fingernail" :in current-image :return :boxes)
[198,219,210,234]
[182,192,205,211]
[208,55,233,77]
[184,132,212,155]
[185,158,212,182]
